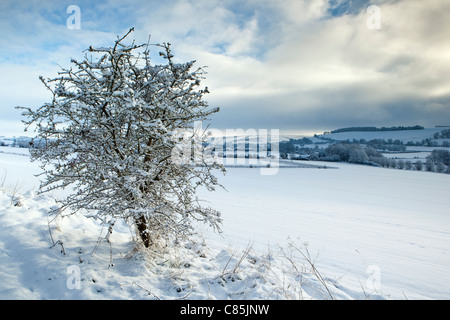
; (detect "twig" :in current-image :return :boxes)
[296,244,334,300]
[402,290,409,300]
[107,222,115,268]
[358,278,369,299]
[50,239,66,255]
[92,227,105,255]
[175,287,193,300]
[47,212,56,246]
[0,169,6,189]
[132,282,161,300]
[221,241,253,277]
[9,181,20,207]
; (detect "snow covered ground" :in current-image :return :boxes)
[198,163,450,300]
[1,146,449,300]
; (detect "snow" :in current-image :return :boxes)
[0,147,40,192]
[198,163,450,299]
[1,147,450,300]
[0,146,31,156]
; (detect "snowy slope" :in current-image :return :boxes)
[0,188,373,300]
[1,148,450,300]
[196,163,450,300]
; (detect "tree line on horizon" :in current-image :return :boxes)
[327,125,424,134]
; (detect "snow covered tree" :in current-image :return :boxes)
[348,148,369,164]
[415,160,423,171]
[405,160,412,170]
[428,149,450,165]
[18,28,225,248]
[425,159,436,172]
[436,162,446,173]
[388,158,397,169]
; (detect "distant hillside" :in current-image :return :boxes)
[319,128,446,143]
[0,136,32,148]
[329,125,424,134]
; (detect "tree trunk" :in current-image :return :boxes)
[135,215,151,248]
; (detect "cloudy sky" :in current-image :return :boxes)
[1,0,450,136]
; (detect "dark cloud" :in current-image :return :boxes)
[208,86,450,132]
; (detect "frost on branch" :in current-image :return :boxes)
[18,28,225,249]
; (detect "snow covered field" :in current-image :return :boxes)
[1,146,449,300]
[198,163,450,300]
